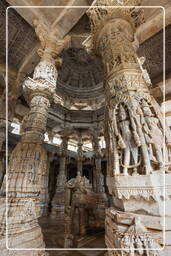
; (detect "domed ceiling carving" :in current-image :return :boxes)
[56,48,104,100]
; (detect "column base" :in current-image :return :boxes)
[0,226,48,256]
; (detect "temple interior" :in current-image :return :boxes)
[0,0,171,255]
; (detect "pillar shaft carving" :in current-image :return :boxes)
[93,134,105,194]
[77,141,84,176]
[56,137,68,190]
[51,137,68,218]
[0,20,67,255]
[87,0,171,177]
[87,1,171,254]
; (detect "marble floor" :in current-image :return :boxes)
[39,216,106,256]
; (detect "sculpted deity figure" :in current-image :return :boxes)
[116,104,141,175]
[141,100,164,171]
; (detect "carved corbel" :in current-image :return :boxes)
[33,18,71,63]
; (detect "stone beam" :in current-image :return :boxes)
[6,0,50,27]
[150,77,171,103]
[51,0,91,38]
[136,5,171,43]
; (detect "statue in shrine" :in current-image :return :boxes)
[115,104,141,175]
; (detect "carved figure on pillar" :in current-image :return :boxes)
[115,104,141,175]
[141,100,164,171]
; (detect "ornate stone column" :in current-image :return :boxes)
[93,132,107,228]
[51,136,68,219]
[0,93,5,189]
[93,133,105,194]
[87,1,171,255]
[40,152,51,216]
[0,151,5,189]
[0,20,68,255]
[0,90,7,188]
[77,137,84,176]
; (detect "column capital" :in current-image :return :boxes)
[22,20,70,104]
[87,0,144,38]
[33,19,70,61]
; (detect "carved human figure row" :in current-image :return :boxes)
[108,93,170,175]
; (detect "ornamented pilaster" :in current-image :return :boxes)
[51,136,68,219]
[87,1,171,254]
[0,20,68,255]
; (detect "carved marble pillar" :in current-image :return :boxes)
[93,134,105,194]
[0,121,5,152]
[87,1,171,255]
[77,138,84,176]
[93,133,107,228]
[40,153,51,216]
[51,136,68,219]
[0,20,68,255]
[0,90,7,188]
[0,73,19,189]
[0,151,5,189]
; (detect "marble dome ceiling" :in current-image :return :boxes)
[1,0,171,114]
[57,48,104,99]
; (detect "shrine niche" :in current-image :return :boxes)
[0,0,171,256]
